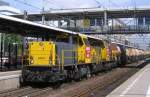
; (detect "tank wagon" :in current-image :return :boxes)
[21,33,149,83]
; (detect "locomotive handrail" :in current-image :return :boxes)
[62,50,64,70]
[62,50,77,69]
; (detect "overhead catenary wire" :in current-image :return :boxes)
[45,0,63,9]
[14,0,75,26]
[93,0,106,9]
[14,0,42,10]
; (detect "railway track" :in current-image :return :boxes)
[0,86,52,97]
[45,60,149,97]
[0,60,148,97]
[73,60,150,97]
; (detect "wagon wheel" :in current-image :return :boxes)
[86,66,91,78]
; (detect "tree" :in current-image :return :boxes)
[4,34,23,44]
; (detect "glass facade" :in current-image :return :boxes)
[138,18,144,25]
[90,18,102,26]
[90,19,95,26]
[145,17,150,25]
[96,18,102,26]
[138,17,150,25]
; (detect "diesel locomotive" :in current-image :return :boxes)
[21,32,148,83]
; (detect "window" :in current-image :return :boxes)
[78,37,83,46]
[83,38,90,46]
[56,36,69,43]
[90,19,95,26]
[138,18,144,25]
[96,18,102,26]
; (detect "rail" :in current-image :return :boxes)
[62,25,150,34]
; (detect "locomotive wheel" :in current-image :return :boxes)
[74,68,81,81]
[66,70,72,82]
[86,66,91,78]
[52,81,62,89]
[19,76,27,87]
[102,62,107,71]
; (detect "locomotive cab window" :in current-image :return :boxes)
[78,37,84,46]
[83,38,90,46]
[56,35,69,43]
[88,38,99,47]
[89,39,96,47]
[72,37,78,44]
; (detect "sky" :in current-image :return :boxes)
[4,0,150,13]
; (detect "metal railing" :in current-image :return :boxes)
[61,25,150,34]
[61,50,77,69]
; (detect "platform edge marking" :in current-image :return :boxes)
[119,69,147,97]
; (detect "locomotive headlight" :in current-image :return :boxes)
[30,59,34,64]
[30,56,34,64]
[49,59,52,65]
[49,57,52,65]
[49,60,52,64]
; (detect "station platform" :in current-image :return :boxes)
[0,70,21,80]
[106,63,150,97]
[0,70,21,91]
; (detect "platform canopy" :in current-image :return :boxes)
[0,14,77,37]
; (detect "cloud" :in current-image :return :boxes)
[46,0,97,9]
[7,0,147,12]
